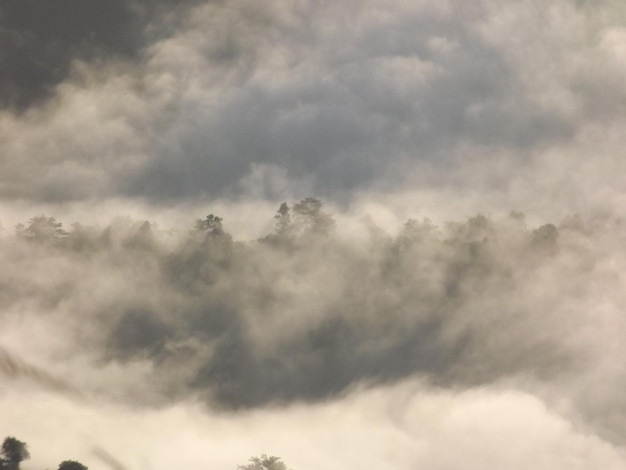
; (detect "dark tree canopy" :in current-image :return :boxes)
[274,202,292,238]
[0,437,29,469]
[292,197,335,236]
[195,213,224,236]
[58,460,88,470]
[267,197,335,245]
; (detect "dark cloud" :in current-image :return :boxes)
[0,0,205,110]
[127,0,576,201]
[0,0,136,109]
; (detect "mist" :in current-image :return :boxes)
[1,206,626,468]
[2,0,626,468]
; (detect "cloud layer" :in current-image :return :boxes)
[3,382,625,470]
[2,1,626,468]
[1,0,626,215]
[1,207,626,469]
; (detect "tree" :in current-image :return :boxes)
[396,217,438,247]
[122,220,157,252]
[292,197,334,236]
[238,455,290,470]
[267,198,335,244]
[195,214,224,236]
[58,460,88,470]
[530,223,559,255]
[274,202,292,238]
[0,437,29,470]
[15,215,68,244]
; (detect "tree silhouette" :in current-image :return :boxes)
[530,223,559,255]
[195,214,224,236]
[0,437,29,470]
[292,197,334,237]
[15,215,68,244]
[274,202,292,238]
[58,460,88,470]
[238,455,290,470]
[266,197,335,245]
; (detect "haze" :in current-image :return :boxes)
[1,1,626,469]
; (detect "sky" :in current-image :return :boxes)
[2,0,626,469]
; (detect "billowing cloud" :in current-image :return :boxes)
[2,1,626,468]
[0,0,625,214]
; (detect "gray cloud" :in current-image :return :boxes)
[1,0,625,211]
[0,0,206,111]
[0,0,138,109]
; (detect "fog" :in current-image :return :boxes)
[2,382,624,470]
[1,207,626,468]
[2,0,626,468]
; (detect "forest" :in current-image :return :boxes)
[1,197,581,407]
[2,197,626,462]
[0,198,614,407]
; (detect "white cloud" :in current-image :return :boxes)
[2,382,624,470]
